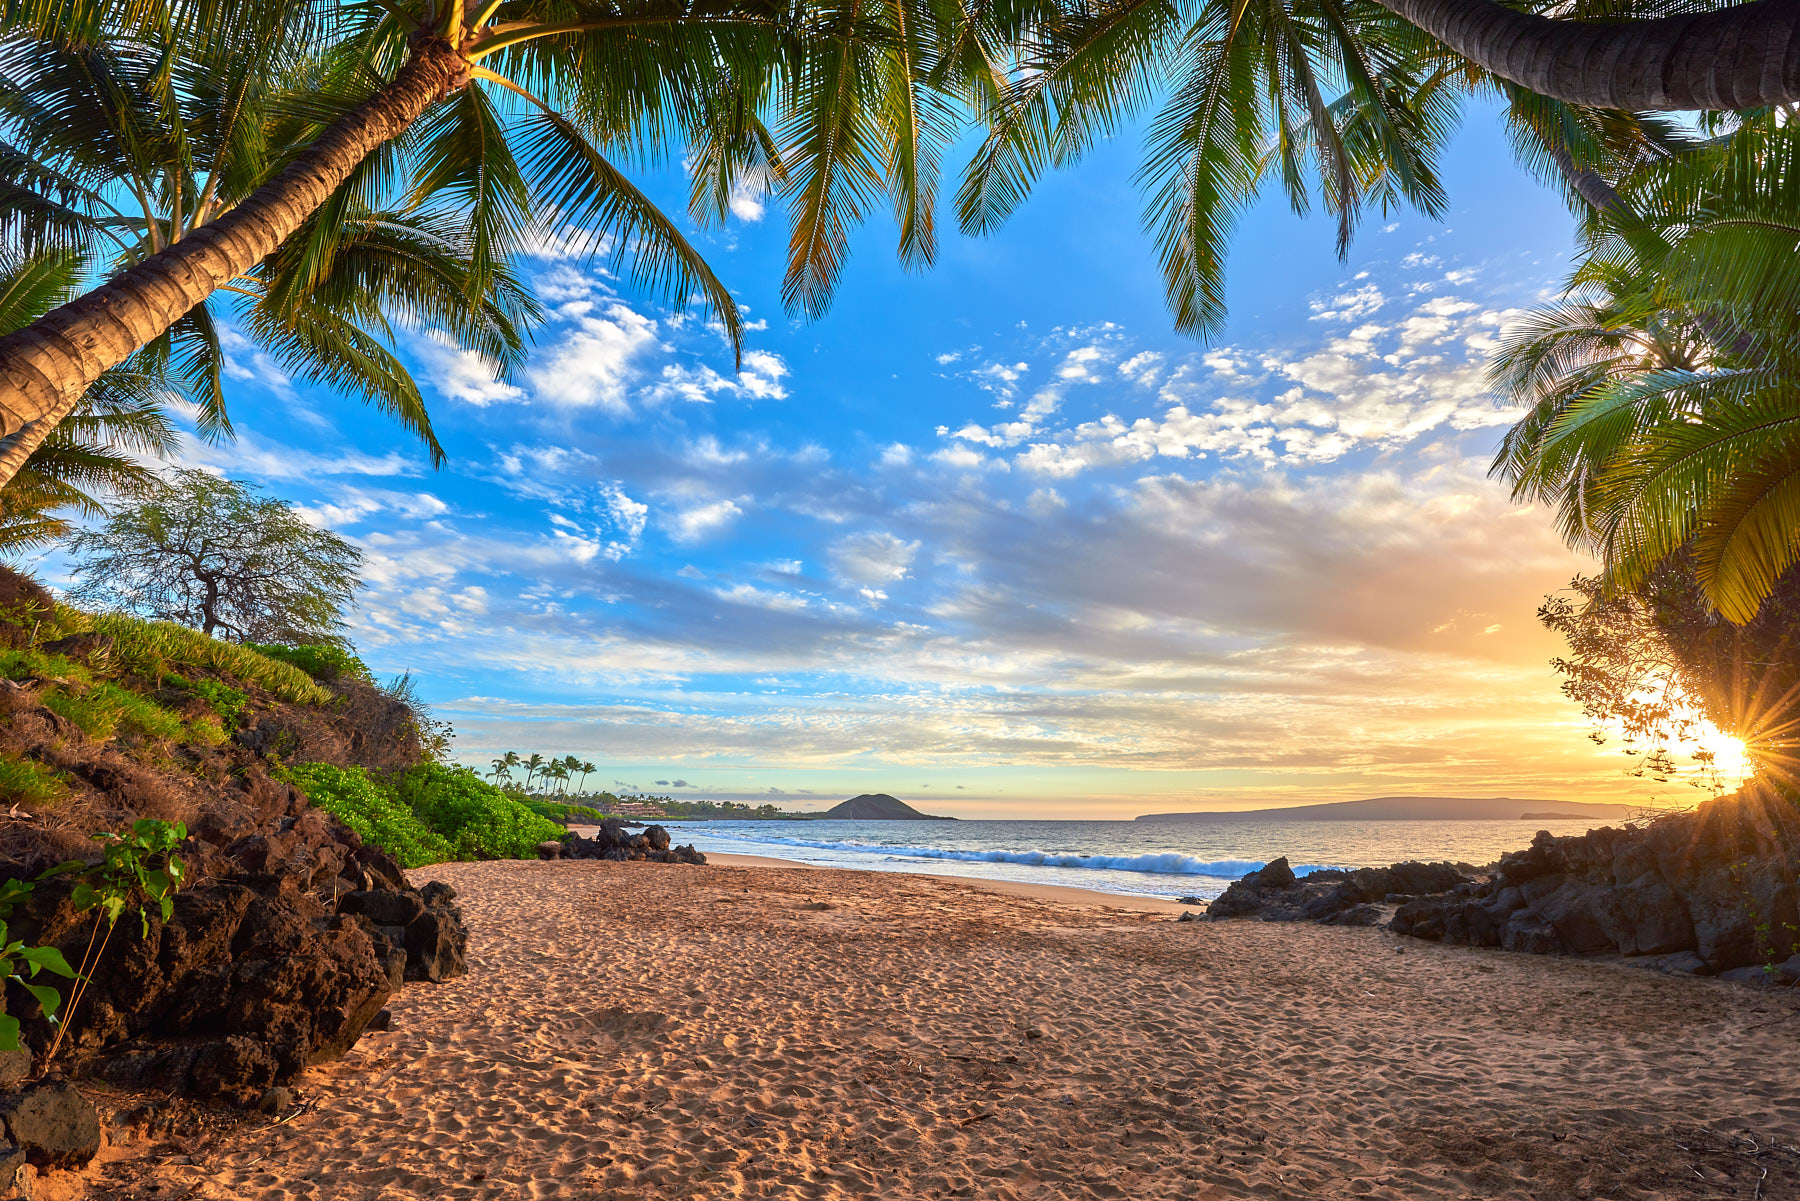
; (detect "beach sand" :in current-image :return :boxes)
[140,858,1800,1199]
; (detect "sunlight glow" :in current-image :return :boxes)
[1691,725,1754,792]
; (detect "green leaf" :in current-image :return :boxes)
[0,1014,22,1054]
[17,945,76,978]
[22,982,61,1020]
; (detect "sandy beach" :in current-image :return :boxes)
[130,857,1800,1199]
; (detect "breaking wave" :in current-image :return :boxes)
[696,832,1339,878]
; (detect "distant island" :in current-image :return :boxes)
[1136,796,1640,823]
[824,794,956,820]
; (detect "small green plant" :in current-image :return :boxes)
[245,643,372,684]
[41,819,188,1059]
[40,682,183,742]
[0,879,75,1053]
[281,763,452,868]
[183,714,228,747]
[0,647,88,686]
[0,754,66,807]
[163,674,250,730]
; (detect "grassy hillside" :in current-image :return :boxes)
[0,568,556,871]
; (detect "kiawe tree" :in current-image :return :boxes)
[66,468,364,645]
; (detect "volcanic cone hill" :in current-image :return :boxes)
[0,566,511,1116]
[823,794,955,820]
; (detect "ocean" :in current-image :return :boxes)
[662,817,1615,901]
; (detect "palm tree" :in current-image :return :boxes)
[489,756,512,782]
[0,18,536,465]
[544,761,569,793]
[576,760,595,795]
[523,752,545,792]
[959,0,1461,338]
[1364,0,1797,111]
[0,248,175,551]
[1491,116,1800,624]
[0,0,1012,484]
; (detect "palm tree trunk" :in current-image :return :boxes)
[1373,0,1800,110]
[0,39,468,486]
[1550,147,1627,219]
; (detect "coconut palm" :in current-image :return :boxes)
[576,760,596,794]
[1491,116,1800,625]
[959,0,1465,337]
[0,18,538,463]
[0,0,1017,484]
[1364,0,1797,111]
[489,755,512,781]
[0,247,175,552]
[523,752,545,791]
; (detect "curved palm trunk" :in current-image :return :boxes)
[1373,0,1800,110]
[0,40,467,486]
[1551,147,1627,218]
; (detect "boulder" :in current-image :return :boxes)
[404,908,467,983]
[338,889,425,927]
[1319,904,1383,927]
[1532,880,1614,953]
[2,823,468,1106]
[1593,872,1693,956]
[1655,950,1709,976]
[0,1141,21,1192]
[1500,911,1563,956]
[1205,859,1300,919]
[0,1081,101,1170]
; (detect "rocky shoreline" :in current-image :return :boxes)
[1203,787,1800,984]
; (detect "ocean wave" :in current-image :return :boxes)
[694,832,1337,878]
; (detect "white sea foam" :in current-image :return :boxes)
[695,832,1339,878]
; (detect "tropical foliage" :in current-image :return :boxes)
[0,11,537,461]
[1492,117,1800,627]
[283,761,562,866]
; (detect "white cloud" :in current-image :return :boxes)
[829,531,919,586]
[528,302,662,411]
[670,499,744,542]
[728,182,766,222]
[417,332,525,405]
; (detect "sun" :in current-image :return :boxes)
[1690,724,1755,791]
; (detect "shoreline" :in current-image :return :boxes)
[703,849,1189,913]
[578,823,1207,911]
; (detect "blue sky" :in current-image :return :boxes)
[33,100,1716,817]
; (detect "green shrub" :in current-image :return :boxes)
[281,763,452,868]
[0,648,89,686]
[522,799,608,826]
[81,616,330,705]
[40,682,182,741]
[397,765,563,859]
[184,714,228,746]
[0,754,66,806]
[245,643,372,685]
[163,674,250,730]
